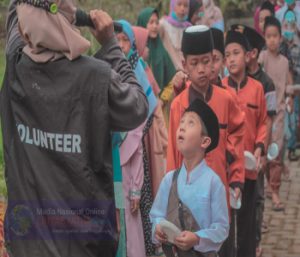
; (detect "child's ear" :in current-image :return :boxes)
[245,51,251,64]
[253,49,259,59]
[182,59,187,73]
[201,136,211,150]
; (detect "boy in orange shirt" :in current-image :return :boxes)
[167,25,245,213]
[222,30,268,257]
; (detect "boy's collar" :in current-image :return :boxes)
[228,76,248,90]
[249,64,263,77]
[267,48,280,56]
[247,64,262,77]
[188,84,213,104]
[181,159,207,184]
[214,76,226,89]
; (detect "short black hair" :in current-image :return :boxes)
[211,28,225,56]
[264,16,281,35]
[260,1,275,16]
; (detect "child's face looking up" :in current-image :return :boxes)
[183,52,213,91]
[176,112,210,156]
[225,43,247,77]
[174,0,189,20]
[264,25,281,53]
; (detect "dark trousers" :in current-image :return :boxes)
[162,244,217,257]
[255,171,265,247]
[218,209,236,257]
[237,179,257,257]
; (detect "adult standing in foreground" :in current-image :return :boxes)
[1,1,148,257]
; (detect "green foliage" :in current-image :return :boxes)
[76,0,170,54]
[0,0,9,7]
[0,165,6,198]
[220,0,261,17]
[76,0,169,23]
[0,41,5,198]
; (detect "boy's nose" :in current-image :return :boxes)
[197,65,205,73]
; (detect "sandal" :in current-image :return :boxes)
[282,165,291,182]
[272,201,285,212]
[282,173,291,182]
[266,191,272,200]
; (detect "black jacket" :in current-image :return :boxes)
[1,1,148,256]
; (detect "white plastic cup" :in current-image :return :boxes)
[244,151,257,170]
[267,143,279,161]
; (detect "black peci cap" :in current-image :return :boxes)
[231,24,265,53]
[211,27,225,56]
[182,25,214,55]
[225,29,251,51]
[185,98,219,153]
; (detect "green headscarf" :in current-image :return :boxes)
[137,7,176,90]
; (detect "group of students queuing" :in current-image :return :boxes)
[111,1,300,257]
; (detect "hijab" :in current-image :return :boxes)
[137,8,176,89]
[188,0,202,22]
[132,26,149,58]
[17,0,90,63]
[166,0,192,28]
[133,26,160,95]
[202,0,224,31]
[118,20,157,117]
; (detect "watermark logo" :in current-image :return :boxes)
[6,200,116,241]
[9,205,33,236]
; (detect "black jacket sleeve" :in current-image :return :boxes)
[94,37,148,132]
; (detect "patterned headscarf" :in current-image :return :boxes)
[117,20,157,118]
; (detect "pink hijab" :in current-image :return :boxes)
[166,0,191,28]
[133,26,160,96]
[17,0,90,63]
[132,26,149,57]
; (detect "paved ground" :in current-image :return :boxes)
[261,155,300,257]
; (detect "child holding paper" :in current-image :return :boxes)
[150,99,229,256]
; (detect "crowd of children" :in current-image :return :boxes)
[0,0,300,257]
[111,1,300,257]
[4,0,300,256]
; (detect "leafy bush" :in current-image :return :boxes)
[0,0,9,7]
